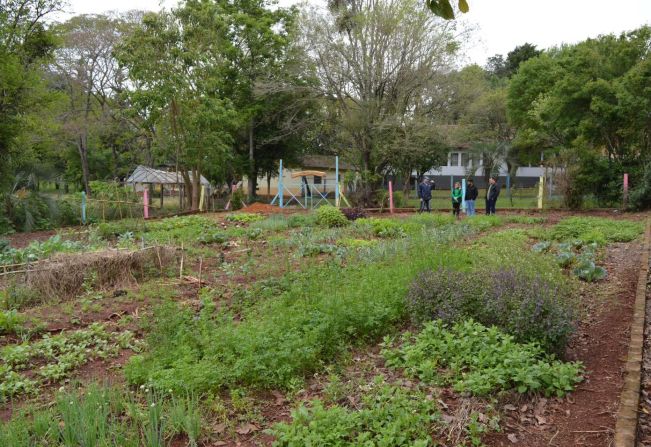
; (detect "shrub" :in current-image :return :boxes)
[340,207,367,221]
[231,189,246,211]
[630,162,651,210]
[272,379,438,446]
[315,205,348,228]
[405,267,576,353]
[383,320,583,397]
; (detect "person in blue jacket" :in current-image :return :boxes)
[418,178,433,213]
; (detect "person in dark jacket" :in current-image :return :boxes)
[485,176,500,215]
[465,178,478,216]
[418,178,433,213]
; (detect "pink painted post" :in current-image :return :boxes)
[389,181,394,214]
[143,188,149,219]
[624,173,629,207]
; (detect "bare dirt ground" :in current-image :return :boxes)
[484,240,643,447]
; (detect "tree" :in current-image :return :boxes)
[508,27,651,206]
[445,65,516,184]
[303,0,461,204]
[116,4,238,210]
[218,0,300,201]
[52,14,137,195]
[486,43,542,79]
[0,0,61,188]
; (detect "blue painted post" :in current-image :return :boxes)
[279,159,284,208]
[335,156,340,208]
[81,191,87,225]
[461,178,467,213]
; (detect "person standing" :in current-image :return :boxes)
[418,178,433,213]
[485,176,500,215]
[451,181,462,218]
[465,178,478,216]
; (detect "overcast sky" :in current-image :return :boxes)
[62,0,651,66]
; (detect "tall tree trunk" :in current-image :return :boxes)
[247,121,256,203]
[78,134,91,195]
[112,145,119,179]
[191,168,200,210]
[181,171,192,210]
[402,168,412,199]
[267,172,271,199]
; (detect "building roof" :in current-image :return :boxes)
[300,155,355,171]
[126,165,210,186]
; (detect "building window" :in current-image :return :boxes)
[313,176,322,184]
[450,152,460,167]
[461,153,470,167]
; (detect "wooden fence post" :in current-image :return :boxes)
[143,188,149,219]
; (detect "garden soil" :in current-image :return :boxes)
[485,239,643,447]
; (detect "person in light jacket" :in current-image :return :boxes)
[418,178,433,213]
[465,178,478,216]
[485,176,500,215]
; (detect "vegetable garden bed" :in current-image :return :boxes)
[0,210,646,446]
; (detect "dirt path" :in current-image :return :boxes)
[485,241,643,447]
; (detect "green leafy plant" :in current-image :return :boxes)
[315,205,348,228]
[549,217,643,244]
[355,217,406,238]
[406,266,577,353]
[272,378,438,446]
[383,320,583,396]
[226,213,264,224]
[0,309,26,335]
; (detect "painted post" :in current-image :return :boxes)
[537,176,545,209]
[506,175,512,207]
[450,175,453,191]
[335,156,340,208]
[279,159,284,208]
[199,185,205,211]
[389,180,394,214]
[81,191,87,225]
[461,178,467,213]
[143,188,149,219]
[623,173,629,208]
